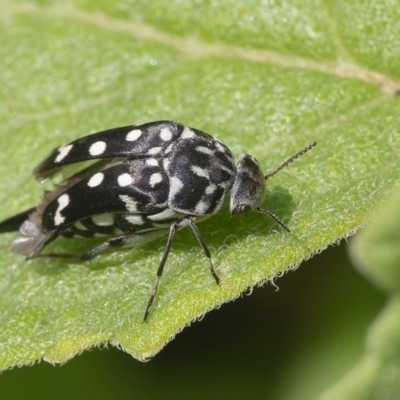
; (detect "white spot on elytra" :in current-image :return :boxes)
[54,194,70,226]
[89,141,107,156]
[194,200,209,214]
[205,184,217,194]
[126,129,142,141]
[191,165,210,179]
[149,173,163,187]
[220,164,235,175]
[148,208,177,221]
[124,215,145,226]
[195,146,215,156]
[164,143,174,154]
[119,195,139,212]
[55,144,73,163]
[118,173,133,187]
[163,158,170,170]
[168,176,184,200]
[147,147,162,155]
[215,141,226,154]
[219,178,233,189]
[181,127,195,139]
[146,158,159,166]
[92,213,114,226]
[87,172,104,187]
[213,196,224,212]
[160,127,173,141]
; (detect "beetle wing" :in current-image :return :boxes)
[34,121,184,181]
[38,158,169,232]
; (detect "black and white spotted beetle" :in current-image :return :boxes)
[0,121,316,320]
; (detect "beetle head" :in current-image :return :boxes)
[230,154,265,216]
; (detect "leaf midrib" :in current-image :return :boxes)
[7,2,400,95]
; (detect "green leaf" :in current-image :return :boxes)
[322,187,400,399]
[351,186,400,294]
[1,0,399,369]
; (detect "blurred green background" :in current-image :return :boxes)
[0,242,385,399]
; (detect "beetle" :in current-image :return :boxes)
[0,121,316,320]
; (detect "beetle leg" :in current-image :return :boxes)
[144,216,220,321]
[79,229,169,261]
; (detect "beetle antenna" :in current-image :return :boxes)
[265,142,316,180]
[256,207,291,232]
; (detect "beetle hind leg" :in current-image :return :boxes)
[79,229,169,261]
